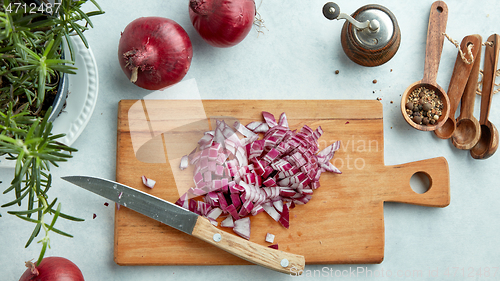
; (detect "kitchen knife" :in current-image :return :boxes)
[62,176,305,274]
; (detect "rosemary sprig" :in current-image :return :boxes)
[1,0,103,265]
[1,0,103,117]
[1,105,83,264]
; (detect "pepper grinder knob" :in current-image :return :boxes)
[323,2,401,67]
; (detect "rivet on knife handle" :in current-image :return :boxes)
[191,217,305,274]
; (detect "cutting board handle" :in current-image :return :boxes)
[380,157,450,207]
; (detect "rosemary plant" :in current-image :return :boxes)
[1,0,103,265]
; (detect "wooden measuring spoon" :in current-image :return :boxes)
[470,34,500,159]
[401,1,450,131]
[435,35,481,139]
[452,35,482,150]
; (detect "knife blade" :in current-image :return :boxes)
[62,175,305,275]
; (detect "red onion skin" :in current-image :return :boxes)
[189,0,256,48]
[118,17,193,90]
[19,257,84,281]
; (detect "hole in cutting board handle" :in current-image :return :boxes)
[410,172,431,194]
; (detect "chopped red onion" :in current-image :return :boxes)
[175,111,341,239]
[278,204,290,229]
[206,207,223,221]
[316,141,341,165]
[253,122,269,133]
[197,201,212,216]
[233,217,251,240]
[230,193,242,209]
[221,216,234,227]
[251,204,264,216]
[189,199,198,214]
[278,112,289,128]
[320,161,342,174]
[198,133,214,147]
[226,204,239,220]
[265,233,275,243]
[245,121,263,131]
[180,155,189,170]
[262,111,278,128]
[234,121,257,138]
[263,177,276,187]
[217,192,229,211]
[238,200,253,217]
[204,192,219,207]
[141,175,156,188]
[262,202,281,222]
[268,244,279,249]
[175,193,189,209]
[273,200,284,213]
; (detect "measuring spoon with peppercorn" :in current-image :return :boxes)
[471,34,500,159]
[434,35,481,139]
[401,1,450,131]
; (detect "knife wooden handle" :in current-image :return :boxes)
[192,216,305,275]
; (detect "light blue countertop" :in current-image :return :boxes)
[2,0,500,280]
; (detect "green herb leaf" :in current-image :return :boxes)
[25,222,42,248]
[7,206,44,215]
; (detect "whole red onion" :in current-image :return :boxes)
[19,257,84,281]
[189,0,256,48]
[118,17,193,90]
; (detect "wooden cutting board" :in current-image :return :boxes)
[115,99,450,265]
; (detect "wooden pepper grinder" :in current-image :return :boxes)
[323,2,401,67]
